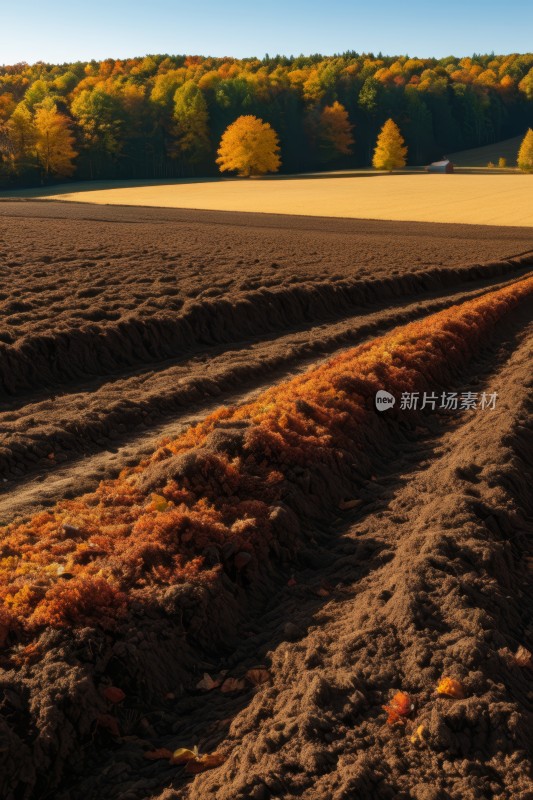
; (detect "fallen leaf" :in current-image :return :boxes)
[103,686,126,704]
[383,691,413,725]
[410,724,426,744]
[185,752,226,773]
[170,747,198,765]
[338,499,361,510]
[96,713,120,737]
[436,677,465,699]
[144,748,173,761]
[245,668,271,686]
[220,677,246,693]
[196,672,220,691]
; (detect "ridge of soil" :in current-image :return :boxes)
[156,312,533,800]
[0,268,530,516]
[1,286,531,800]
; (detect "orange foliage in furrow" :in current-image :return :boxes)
[1,276,532,637]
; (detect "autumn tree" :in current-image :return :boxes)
[216,115,280,177]
[71,88,123,177]
[5,102,36,173]
[517,128,533,172]
[24,79,50,110]
[0,93,16,123]
[171,81,210,165]
[2,52,533,187]
[151,69,187,110]
[518,67,533,99]
[316,101,354,162]
[372,118,407,171]
[34,102,77,178]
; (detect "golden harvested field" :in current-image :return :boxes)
[32,172,533,226]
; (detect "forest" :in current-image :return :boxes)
[0,51,532,185]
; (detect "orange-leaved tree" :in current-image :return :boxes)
[372,118,407,172]
[517,128,533,172]
[34,101,77,179]
[216,115,281,177]
[317,101,354,161]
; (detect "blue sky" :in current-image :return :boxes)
[2,0,532,65]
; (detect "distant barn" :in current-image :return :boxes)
[426,159,454,173]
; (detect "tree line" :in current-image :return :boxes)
[0,51,532,185]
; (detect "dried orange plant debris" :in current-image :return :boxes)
[436,677,466,699]
[0,277,532,642]
[383,691,413,725]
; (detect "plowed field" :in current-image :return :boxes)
[1,201,532,800]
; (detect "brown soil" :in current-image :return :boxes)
[1,202,532,504]
[151,309,533,800]
[0,203,532,800]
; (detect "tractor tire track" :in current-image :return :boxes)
[1,267,531,522]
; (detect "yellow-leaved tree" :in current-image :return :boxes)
[517,128,533,172]
[34,102,77,179]
[373,118,407,171]
[6,103,36,173]
[217,115,281,177]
